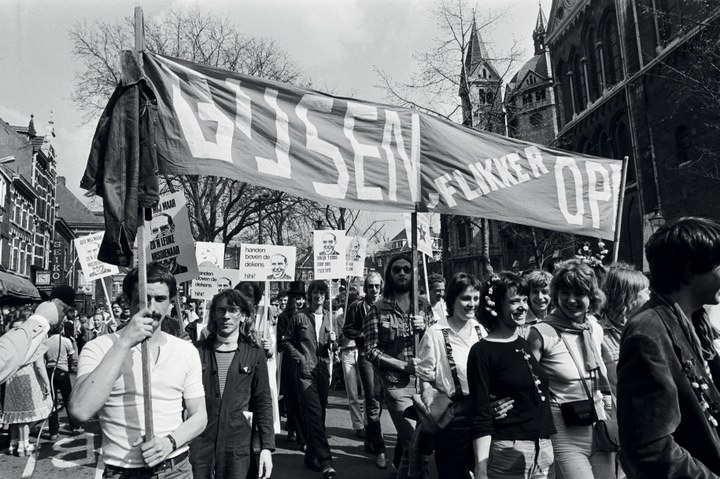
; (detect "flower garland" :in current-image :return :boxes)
[484,274,502,317]
[516,347,546,402]
[683,359,720,427]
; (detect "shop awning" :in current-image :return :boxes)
[0,271,41,302]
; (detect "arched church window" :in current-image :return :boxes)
[602,14,623,85]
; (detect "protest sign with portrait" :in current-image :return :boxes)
[239,244,297,281]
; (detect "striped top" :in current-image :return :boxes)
[215,350,235,396]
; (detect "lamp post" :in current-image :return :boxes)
[253,191,271,244]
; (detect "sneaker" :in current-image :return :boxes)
[375,453,387,469]
[322,465,337,479]
[49,434,59,441]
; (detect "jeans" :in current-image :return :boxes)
[487,438,554,479]
[341,348,365,431]
[550,404,615,478]
[384,380,426,479]
[358,353,385,454]
[298,369,333,468]
[103,457,192,479]
[47,368,80,435]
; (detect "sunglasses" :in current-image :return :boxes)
[216,306,243,316]
[391,266,412,274]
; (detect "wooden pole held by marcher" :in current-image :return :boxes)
[612,156,629,263]
[411,211,420,354]
[100,277,115,323]
[422,254,430,305]
[125,5,154,441]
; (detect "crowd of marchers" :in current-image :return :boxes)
[2,216,720,479]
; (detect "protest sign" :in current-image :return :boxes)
[75,232,119,282]
[196,241,225,269]
[239,244,297,281]
[345,236,368,276]
[191,267,242,301]
[146,191,199,282]
[314,230,347,280]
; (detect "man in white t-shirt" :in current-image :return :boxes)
[69,262,207,478]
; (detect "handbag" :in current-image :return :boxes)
[559,334,620,452]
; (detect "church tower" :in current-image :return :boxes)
[459,18,504,133]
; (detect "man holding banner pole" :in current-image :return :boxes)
[365,253,432,479]
[69,263,207,478]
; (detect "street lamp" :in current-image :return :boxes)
[252,190,271,244]
[648,207,665,232]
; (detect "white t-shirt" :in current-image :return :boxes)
[313,313,323,341]
[77,332,205,468]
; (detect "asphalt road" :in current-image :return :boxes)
[0,389,431,479]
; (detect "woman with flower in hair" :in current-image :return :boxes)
[415,272,486,478]
[468,272,555,479]
[599,263,649,395]
[527,259,614,478]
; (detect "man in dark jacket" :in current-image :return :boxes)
[618,217,720,478]
[190,289,274,479]
[283,280,338,479]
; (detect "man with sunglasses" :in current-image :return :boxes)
[364,254,433,479]
[69,262,207,479]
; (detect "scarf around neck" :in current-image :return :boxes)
[545,314,603,372]
[656,293,718,363]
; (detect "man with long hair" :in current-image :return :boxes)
[364,254,432,479]
[190,289,274,478]
[283,280,338,479]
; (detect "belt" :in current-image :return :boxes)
[105,450,188,476]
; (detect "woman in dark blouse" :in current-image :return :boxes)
[468,272,555,479]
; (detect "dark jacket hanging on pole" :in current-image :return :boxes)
[80,53,160,266]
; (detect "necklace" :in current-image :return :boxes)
[515,347,546,402]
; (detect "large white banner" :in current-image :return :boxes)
[75,232,119,281]
[239,244,297,281]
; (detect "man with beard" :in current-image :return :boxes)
[343,272,387,469]
[283,280,338,479]
[69,263,207,478]
[365,254,432,479]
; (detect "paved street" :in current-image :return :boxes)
[0,389,428,479]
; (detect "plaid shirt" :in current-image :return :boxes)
[364,296,432,365]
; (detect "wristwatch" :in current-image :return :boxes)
[167,434,178,451]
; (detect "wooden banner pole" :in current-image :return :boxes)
[100,277,115,323]
[612,156,629,263]
[422,254,430,301]
[128,5,154,441]
[411,211,420,354]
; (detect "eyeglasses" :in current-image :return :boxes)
[216,306,243,316]
[391,266,412,274]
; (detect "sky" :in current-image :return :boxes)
[0,0,552,240]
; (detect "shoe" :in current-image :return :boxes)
[304,457,322,472]
[24,444,35,456]
[71,427,85,434]
[375,453,387,469]
[49,434,59,441]
[322,465,337,479]
[354,428,366,439]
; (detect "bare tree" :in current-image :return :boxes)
[71,6,322,246]
[375,0,520,126]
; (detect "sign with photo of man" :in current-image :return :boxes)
[239,244,297,281]
[190,267,241,301]
[145,191,199,282]
[195,241,225,269]
[314,230,347,280]
[75,232,119,282]
[345,236,368,277]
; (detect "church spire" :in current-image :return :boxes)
[27,114,36,138]
[533,3,548,55]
